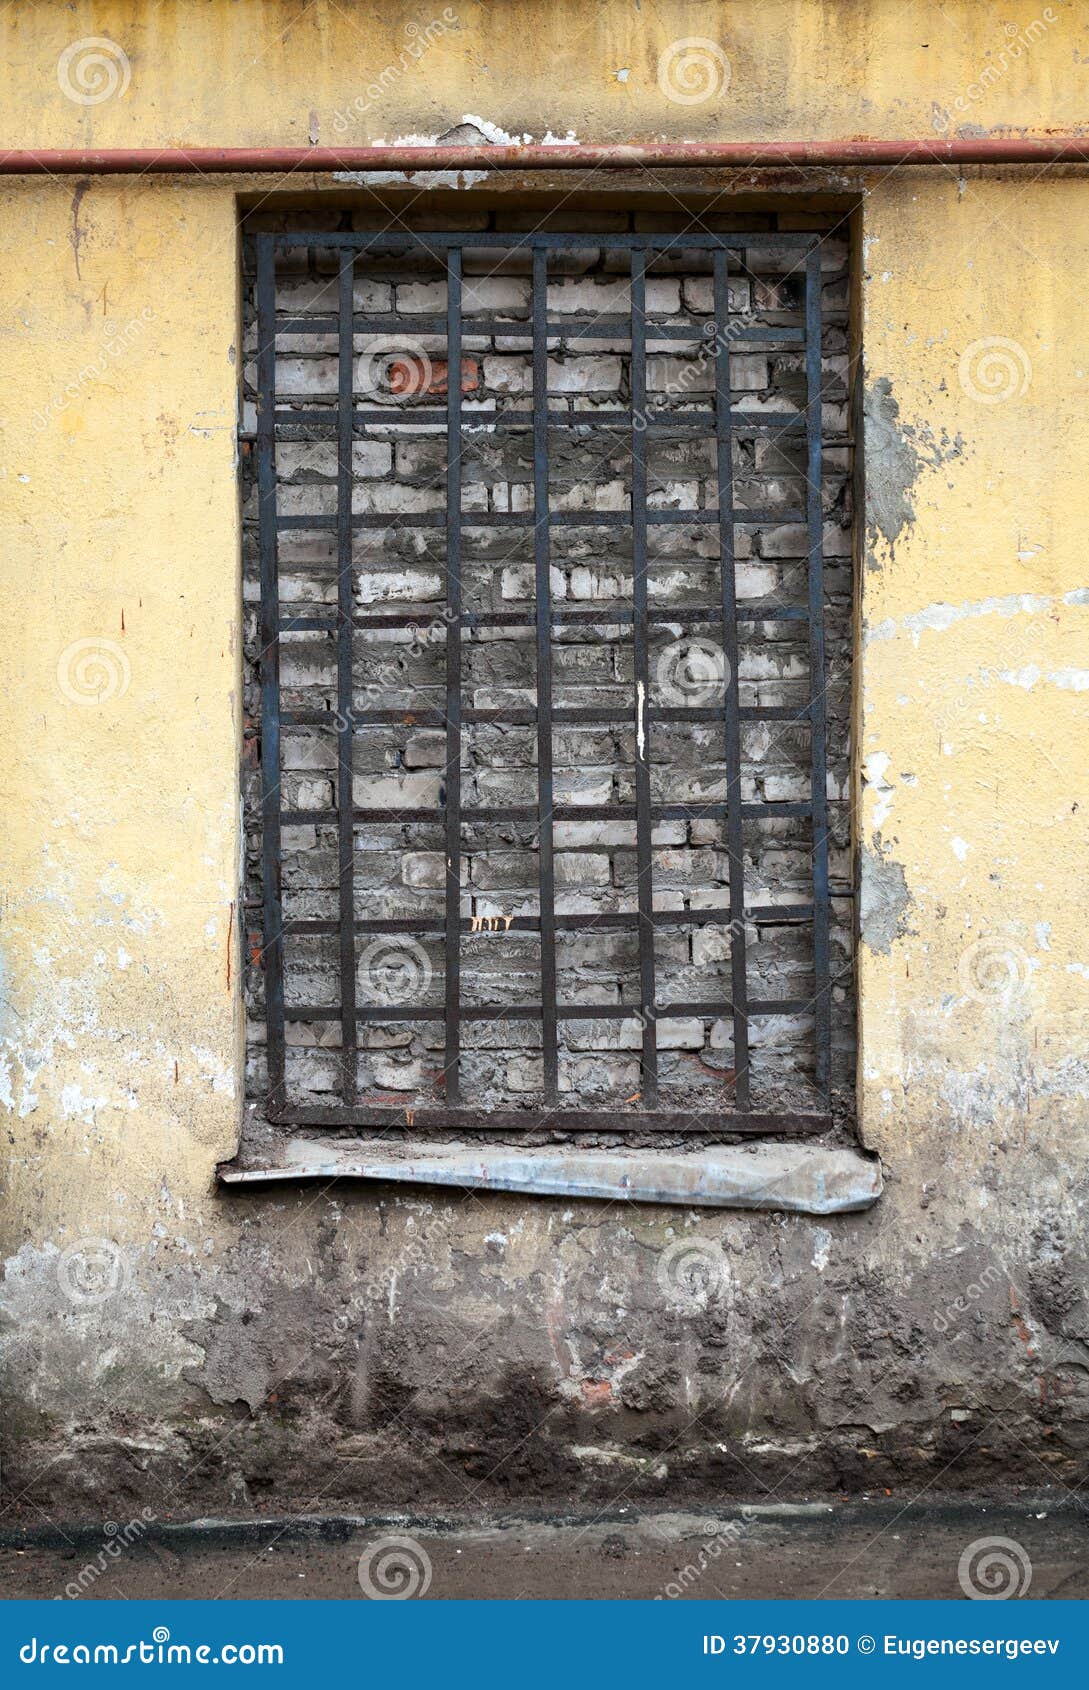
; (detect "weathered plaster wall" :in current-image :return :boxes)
[1,0,1087,150]
[2,3,1089,1518]
[0,180,246,1491]
[858,173,1089,1158]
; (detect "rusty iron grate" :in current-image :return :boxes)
[248,225,845,1136]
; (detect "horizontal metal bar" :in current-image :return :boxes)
[276,314,805,344]
[268,407,808,433]
[269,1105,831,1134]
[277,799,815,825]
[459,706,779,725]
[281,905,815,936]
[304,705,811,727]
[468,605,810,627]
[284,998,811,1022]
[291,707,445,726]
[279,705,811,730]
[280,606,810,631]
[249,890,853,918]
[273,508,801,532]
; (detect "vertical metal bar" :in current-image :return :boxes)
[256,234,286,1112]
[630,249,658,1106]
[805,245,832,1096]
[532,248,559,1103]
[444,249,464,1104]
[335,251,359,1102]
[712,249,751,1110]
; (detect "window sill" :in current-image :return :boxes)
[217,1137,882,1214]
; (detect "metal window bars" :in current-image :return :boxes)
[249,225,844,1136]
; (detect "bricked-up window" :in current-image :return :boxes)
[242,214,854,1139]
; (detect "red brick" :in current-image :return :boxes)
[388,355,479,397]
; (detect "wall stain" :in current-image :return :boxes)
[69,180,90,282]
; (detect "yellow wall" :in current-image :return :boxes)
[2,0,1088,1506]
[0,183,242,1234]
[0,1,1085,150]
[858,171,1089,1165]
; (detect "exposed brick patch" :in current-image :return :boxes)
[388,355,479,397]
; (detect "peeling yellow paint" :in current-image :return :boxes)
[0,181,242,1236]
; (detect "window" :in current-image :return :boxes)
[242,211,853,1137]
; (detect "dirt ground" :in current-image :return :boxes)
[1,1500,1087,1600]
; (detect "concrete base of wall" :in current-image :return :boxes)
[3,1499,1085,1600]
[218,1138,883,1214]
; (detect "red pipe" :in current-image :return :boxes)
[1,139,1089,175]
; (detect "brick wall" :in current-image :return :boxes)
[241,206,855,1131]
